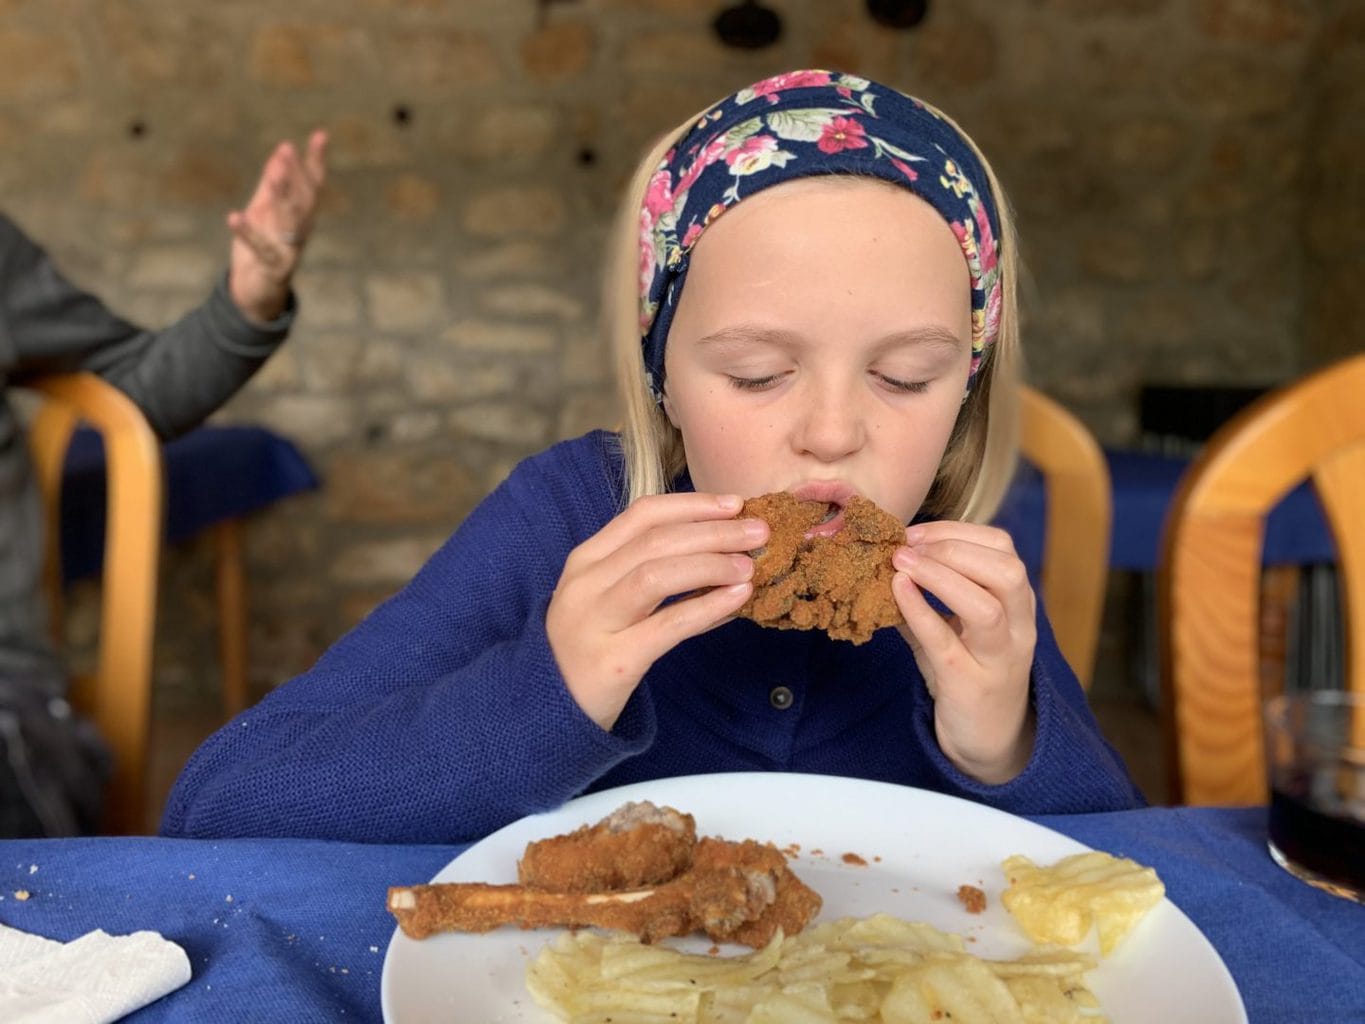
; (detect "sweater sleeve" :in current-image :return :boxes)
[0,213,292,439]
[908,603,1147,814]
[160,443,657,844]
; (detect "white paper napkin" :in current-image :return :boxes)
[0,922,191,1024]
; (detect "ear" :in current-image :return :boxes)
[660,388,681,428]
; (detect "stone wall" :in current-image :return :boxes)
[2,0,1358,702]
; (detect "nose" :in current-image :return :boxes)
[793,379,865,463]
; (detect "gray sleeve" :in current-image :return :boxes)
[0,212,294,440]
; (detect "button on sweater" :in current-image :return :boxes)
[162,431,1145,844]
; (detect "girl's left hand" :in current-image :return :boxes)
[890,521,1037,785]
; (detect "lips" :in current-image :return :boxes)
[789,481,860,538]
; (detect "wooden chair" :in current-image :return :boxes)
[1018,385,1113,690]
[1158,353,1365,805]
[28,373,164,834]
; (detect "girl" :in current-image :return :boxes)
[163,72,1142,844]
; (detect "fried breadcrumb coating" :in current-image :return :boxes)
[738,492,905,644]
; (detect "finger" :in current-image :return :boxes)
[226,211,290,272]
[624,581,753,662]
[266,149,312,226]
[893,547,1013,656]
[572,492,746,566]
[601,551,755,629]
[304,129,329,187]
[587,514,767,598]
[247,144,317,237]
[905,539,1035,627]
[904,520,1016,555]
[892,571,966,669]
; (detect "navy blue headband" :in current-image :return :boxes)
[638,70,1003,402]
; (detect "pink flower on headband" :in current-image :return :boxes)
[749,69,834,103]
[890,158,919,183]
[983,280,1002,348]
[676,136,728,196]
[726,135,793,177]
[643,167,674,218]
[817,116,868,154]
[972,196,999,278]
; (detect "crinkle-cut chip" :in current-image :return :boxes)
[881,955,1027,1023]
[747,981,839,1023]
[1003,974,1104,1024]
[526,913,1106,1023]
[986,948,1097,977]
[1001,851,1165,956]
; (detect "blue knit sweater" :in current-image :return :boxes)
[162,431,1144,843]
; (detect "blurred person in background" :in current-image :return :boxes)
[0,129,328,837]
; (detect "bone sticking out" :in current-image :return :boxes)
[388,838,822,947]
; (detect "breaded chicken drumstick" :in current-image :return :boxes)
[388,837,821,947]
[518,800,697,891]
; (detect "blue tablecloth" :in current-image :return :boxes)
[994,449,1336,578]
[59,425,319,583]
[1,806,1360,1022]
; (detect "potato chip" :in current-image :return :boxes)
[1001,851,1165,955]
[525,914,1106,1023]
[747,982,838,1023]
[881,955,1026,1023]
[986,949,1097,977]
[1003,974,1105,1024]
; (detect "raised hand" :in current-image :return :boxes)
[546,493,768,730]
[891,521,1037,785]
[226,129,328,324]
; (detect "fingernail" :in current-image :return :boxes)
[904,525,924,544]
[731,554,755,578]
[718,494,742,511]
[741,518,768,542]
[893,546,916,571]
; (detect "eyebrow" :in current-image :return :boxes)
[694,323,965,353]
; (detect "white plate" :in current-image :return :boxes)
[382,772,1246,1023]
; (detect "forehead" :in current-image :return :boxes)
[678,176,970,324]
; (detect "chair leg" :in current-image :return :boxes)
[215,519,249,717]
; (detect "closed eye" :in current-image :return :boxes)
[727,373,786,392]
[873,372,929,394]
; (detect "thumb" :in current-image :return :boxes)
[895,621,936,697]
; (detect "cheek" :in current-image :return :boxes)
[673,388,773,491]
[885,397,965,512]
[679,412,749,490]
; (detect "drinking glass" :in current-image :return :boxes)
[1264,690,1365,902]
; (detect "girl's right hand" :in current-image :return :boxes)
[546,492,768,730]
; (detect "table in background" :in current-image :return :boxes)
[1,804,1359,1023]
[997,447,1335,577]
[59,425,318,713]
[996,448,1341,696]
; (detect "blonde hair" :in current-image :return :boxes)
[606,105,1020,524]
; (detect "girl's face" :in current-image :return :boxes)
[661,177,974,525]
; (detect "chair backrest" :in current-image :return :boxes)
[27,373,164,833]
[1018,385,1112,690]
[1158,353,1365,805]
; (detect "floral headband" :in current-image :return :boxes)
[638,69,1003,402]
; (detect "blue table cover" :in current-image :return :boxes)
[1,805,1360,1022]
[60,436,1332,586]
[994,449,1336,580]
[59,425,319,583]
